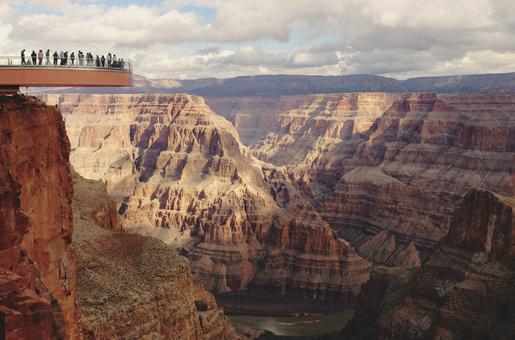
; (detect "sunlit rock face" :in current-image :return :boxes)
[0,96,80,339]
[207,93,399,166]
[41,93,370,302]
[220,93,515,264]
[344,189,515,340]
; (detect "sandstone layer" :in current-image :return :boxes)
[216,93,515,264]
[0,96,80,339]
[344,189,515,339]
[72,173,239,339]
[322,93,515,260]
[40,93,371,303]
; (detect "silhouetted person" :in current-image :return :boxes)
[37,49,43,65]
[120,58,125,69]
[45,49,50,65]
[112,54,116,67]
[107,53,112,68]
[60,51,64,65]
[70,52,75,65]
[21,49,26,66]
[101,55,105,67]
[78,51,84,66]
[53,51,58,65]
[31,50,37,65]
[95,55,100,67]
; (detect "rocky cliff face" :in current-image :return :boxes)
[41,93,370,303]
[207,93,398,149]
[324,93,514,261]
[344,189,515,339]
[72,174,239,339]
[226,93,515,265]
[0,96,80,339]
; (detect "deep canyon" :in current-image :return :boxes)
[1,77,514,339]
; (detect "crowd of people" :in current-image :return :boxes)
[20,49,127,69]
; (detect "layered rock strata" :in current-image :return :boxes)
[0,96,80,339]
[321,166,450,262]
[238,93,400,174]
[41,94,371,302]
[322,94,515,261]
[225,93,515,264]
[72,174,239,339]
[344,189,515,339]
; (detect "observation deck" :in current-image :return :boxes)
[0,55,133,94]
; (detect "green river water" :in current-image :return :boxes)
[228,310,354,337]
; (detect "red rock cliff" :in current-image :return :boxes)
[344,189,515,339]
[0,95,80,339]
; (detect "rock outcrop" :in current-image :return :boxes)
[72,174,239,339]
[344,189,515,339]
[0,96,80,339]
[41,93,371,303]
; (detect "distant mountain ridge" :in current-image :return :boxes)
[35,72,515,96]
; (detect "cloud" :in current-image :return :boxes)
[1,0,515,79]
[134,45,346,79]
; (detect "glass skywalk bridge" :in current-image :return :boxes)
[0,55,133,94]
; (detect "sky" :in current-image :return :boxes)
[1,0,515,79]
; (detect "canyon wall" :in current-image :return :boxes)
[344,189,515,339]
[205,93,398,147]
[0,96,80,339]
[321,93,515,261]
[72,174,239,339]
[208,93,515,264]
[41,93,370,303]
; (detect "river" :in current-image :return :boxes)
[228,310,354,337]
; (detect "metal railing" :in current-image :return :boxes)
[0,55,132,72]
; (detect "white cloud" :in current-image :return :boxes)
[0,0,514,78]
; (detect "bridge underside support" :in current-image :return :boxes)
[0,86,19,95]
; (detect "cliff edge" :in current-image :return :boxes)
[0,95,80,339]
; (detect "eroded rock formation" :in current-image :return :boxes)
[0,96,80,339]
[324,93,514,262]
[221,93,515,264]
[344,189,515,339]
[41,93,370,302]
[72,174,239,339]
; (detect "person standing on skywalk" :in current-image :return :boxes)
[31,50,37,65]
[37,50,43,65]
